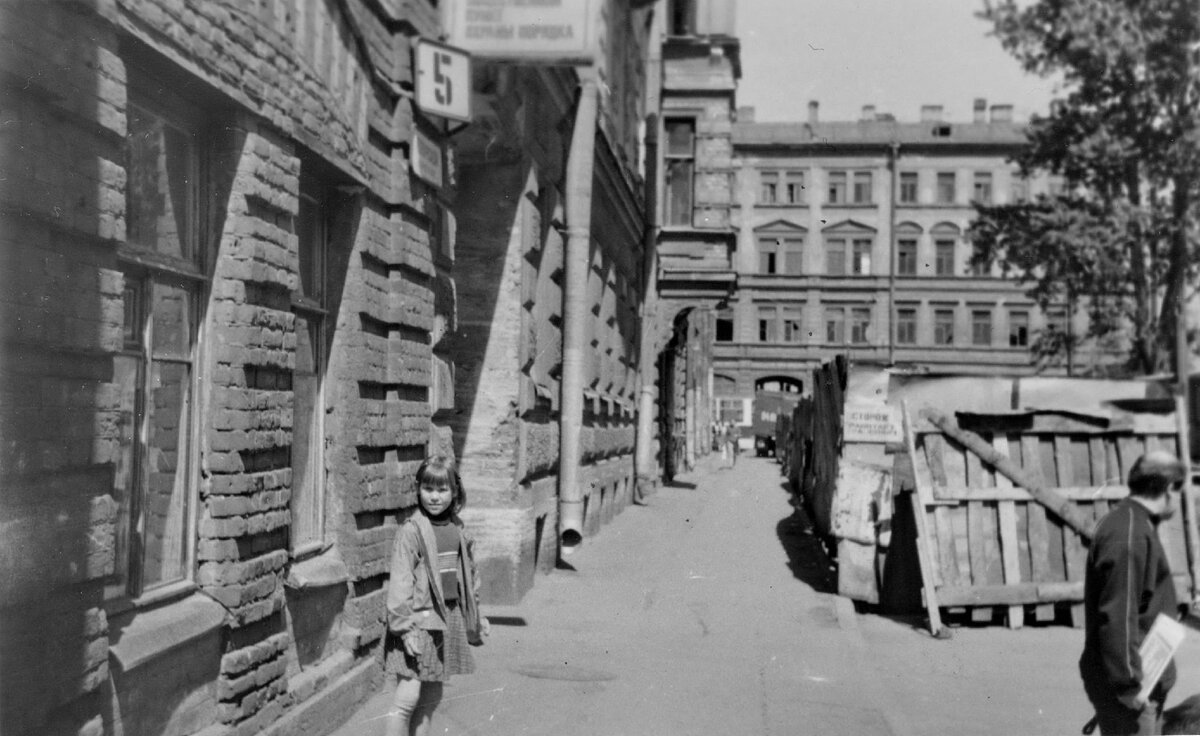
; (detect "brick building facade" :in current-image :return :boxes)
[0,0,684,733]
[1,1,453,734]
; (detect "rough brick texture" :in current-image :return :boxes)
[1,0,444,734]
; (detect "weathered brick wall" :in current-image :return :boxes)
[0,3,125,733]
[1,0,446,734]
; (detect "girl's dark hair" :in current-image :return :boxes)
[415,454,466,513]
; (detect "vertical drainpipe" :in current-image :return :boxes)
[887,141,899,365]
[559,76,599,552]
[635,7,664,500]
[634,115,659,499]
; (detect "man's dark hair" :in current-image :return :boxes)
[1127,451,1185,497]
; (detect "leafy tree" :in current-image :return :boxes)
[970,0,1200,375]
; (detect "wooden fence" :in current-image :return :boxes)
[902,405,1193,634]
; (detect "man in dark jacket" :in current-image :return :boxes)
[1081,450,1186,735]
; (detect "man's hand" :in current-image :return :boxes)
[1117,691,1145,712]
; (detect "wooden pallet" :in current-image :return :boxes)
[901,403,1192,634]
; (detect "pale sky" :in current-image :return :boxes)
[734,0,1061,124]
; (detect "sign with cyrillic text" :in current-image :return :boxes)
[444,0,595,62]
[843,402,902,444]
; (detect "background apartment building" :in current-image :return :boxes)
[717,100,1096,421]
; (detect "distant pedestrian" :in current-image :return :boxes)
[385,455,487,736]
[725,421,739,467]
[1080,450,1186,736]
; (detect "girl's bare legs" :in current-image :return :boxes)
[386,678,443,736]
[411,681,443,736]
[385,677,420,736]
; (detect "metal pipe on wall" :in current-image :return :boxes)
[634,114,660,499]
[558,76,598,552]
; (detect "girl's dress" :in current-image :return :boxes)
[385,511,478,681]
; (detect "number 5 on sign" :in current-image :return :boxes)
[415,39,471,123]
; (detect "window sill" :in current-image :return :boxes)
[754,202,808,208]
[822,202,875,208]
[108,591,226,673]
[286,547,350,589]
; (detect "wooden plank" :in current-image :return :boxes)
[942,435,969,488]
[936,581,1083,607]
[924,410,1097,539]
[921,485,1130,502]
[965,433,991,487]
[1116,435,1145,481]
[1175,395,1200,606]
[1087,436,1108,486]
[1021,435,1053,584]
[902,402,944,636]
[934,505,959,587]
[925,434,949,487]
[994,434,1023,629]
[951,504,972,589]
[1056,435,1087,627]
[968,499,987,587]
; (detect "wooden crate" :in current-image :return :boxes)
[906,410,1191,631]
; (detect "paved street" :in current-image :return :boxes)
[333,455,1200,736]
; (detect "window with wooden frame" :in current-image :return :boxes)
[934,240,955,275]
[827,171,847,204]
[757,305,778,342]
[715,308,734,342]
[782,305,803,343]
[934,308,955,345]
[758,234,803,275]
[825,238,847,275]
[897,239,918,275]
[759,171,778,204]
[1009,310,1029,347]
[971,308,993,346]
[824,306,845,344]
[851,239,872,275]
[664,118,695,226]
[784,171,805,204]
[852,172,872,203]
[291,171,331,555]
[850,307,871,344]
[113,85,206,600]
[899,172,918,203]
[896,308,917,344]
[936,171,956,204]
[973,171,993,204]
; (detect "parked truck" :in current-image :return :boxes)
[751,390,799,457]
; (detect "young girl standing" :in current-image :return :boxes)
[385,455,487,736]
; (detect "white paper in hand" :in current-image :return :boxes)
[1137,613,1187,704]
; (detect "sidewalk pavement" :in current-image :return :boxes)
[329,454,1200,736]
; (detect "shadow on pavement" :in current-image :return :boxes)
[775,502,837,595]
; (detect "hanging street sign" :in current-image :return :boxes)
[415,38,471,122]
[412,129,445,190]
[442,0,596,63]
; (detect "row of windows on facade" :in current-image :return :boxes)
[114,85,345,602]
[757,236,984,276]
[756,169,1036,207]
[661,118,1053,227]
[715,307,1054,348]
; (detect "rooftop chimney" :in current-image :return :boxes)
[737,106,755,123]
[808,100,819,125]
[920,104,943,122]
[973,98,987,123]
[990,104,1013,122]
[861,104,876,122]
